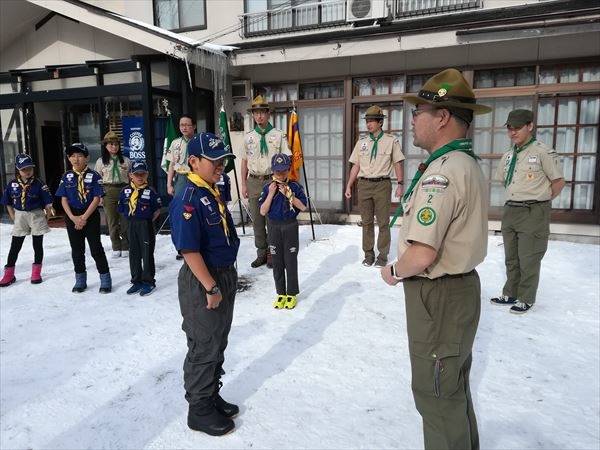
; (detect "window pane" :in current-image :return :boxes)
[553,184,571,209]
[574,183,594,209]
[557,98,578,124]
[575,156,596,182]
[582,65,600,82]
[578,127,598,153]
[156,0,177,29]
[555,127,576,153]
[581,97,600,124]
[539,67,557,84]
[180,0,205,28]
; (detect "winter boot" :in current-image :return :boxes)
[213,381,239,418]
[187,399,235,435]
[72,272,87,293]
[99,272,112,294]
[31,263,43,284]
[0,266,16,287]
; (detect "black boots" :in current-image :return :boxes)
[187,400,234,436]
[213,380,239,418]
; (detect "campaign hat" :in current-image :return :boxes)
[364,105,386,120]
[102,131,120,144]
[247,95,271,112]
[187,132,236,161]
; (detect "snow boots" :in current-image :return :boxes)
[99,272,112,294]
[213,381,239,418]
[31,263,42,284]
[72,272,87,293]
[187,399,234,436]
[0,266,16,287]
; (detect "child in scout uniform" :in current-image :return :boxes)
[258,153,307,309]
[55,143,112,294]
[0,153,54,286]
[168,132,240,436]
[117,160,162,297]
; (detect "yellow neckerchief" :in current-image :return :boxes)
[272,176,294,211]
[187,172,230,238]
[72,166,88,202]
[128,181,148,216]
[17,176,32,209]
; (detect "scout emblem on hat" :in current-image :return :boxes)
[15,154,35,170]
[364,105,386,120]
[247,95,271,112]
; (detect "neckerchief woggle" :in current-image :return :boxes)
[128,181,148,216]
[73,166,88,203]
[369,131,384,162]
[255,123,274,157]
[187,173,230,243]
[17,176,32,209]
[504,136,536,187]
[272,176,294,211]
[389,139,478,228]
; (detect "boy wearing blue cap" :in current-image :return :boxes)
[259,153,307,309]
[118,161,162,296]
[169,132,240,436]
[0,154,54,286]
[55,143,112,293]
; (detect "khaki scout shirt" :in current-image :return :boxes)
[398,151,488,279]
[94,156,131,185]
[495,139,563,202]
[348,133,405,178]
[169,137,190,172]
[243,126,291,176]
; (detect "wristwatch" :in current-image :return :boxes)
[207,285,220,295]
[390,264,403,281]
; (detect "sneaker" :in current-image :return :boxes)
[139,284,156,297]
[126,283,144,295]
[111,251,121,259]
[510,301,533,314]
[251,255,267,268]
[362,257,374,267]
[284,295,297,309]
[273,295,286,309]
[374,258,387,268]
[490,295,517,305]
[121,250,129,258]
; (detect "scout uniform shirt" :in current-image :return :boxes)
[398,151,488,279]
[243,126,291,176]
[169,136,190,173]
[117,184,162,220]
[495,139,563,202]
[55,167,105,209]
[169,177,240,268]
[349,133,405,178]
[258,179,307,221]
[1,177,53,211]
[94,156,131,186]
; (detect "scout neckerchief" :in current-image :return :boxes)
[369,131,384,162]
[72,166,88,203]
[389,139,478,227]
[128,181,148,216]
[110,155,122,183]
[504,136,536,187]
[175,136,190,174]
[255,123,274,157]
[187,173,230,240]
[17,176,32,209]
[272,176,294,211]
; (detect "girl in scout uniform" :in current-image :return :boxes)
[117,160,162,297]
[0,154,54,286]
[56,143,112,294]
[258,153,307,309]
[168,132,240,436]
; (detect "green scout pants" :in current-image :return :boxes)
[103,184,129,252]
[247,175,270,258]
[357,178,392,261]
[403,271,481,450]
[501,201,550,304]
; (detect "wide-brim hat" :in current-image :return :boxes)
[364,105,386,120]
[15,153,35,170]
[66,143,89,157]
[102,130,120,144]
[187,132,236,161]
[247,95,271,112]
[505,109,533,127]
[403,68,492,114]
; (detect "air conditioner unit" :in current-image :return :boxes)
[346,0,388,22]
[231,79,251,99]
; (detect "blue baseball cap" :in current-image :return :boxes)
[271,153,291,171]
[187,132,235,161]
[131,160,149,174]
[15,153,35,170]
[66,143,89,157]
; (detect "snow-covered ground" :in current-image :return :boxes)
[1,222,599,449]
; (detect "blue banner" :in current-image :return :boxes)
[122,116,145,160]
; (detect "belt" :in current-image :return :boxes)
[359,177,390,182]
[405,269,476,282]
[505,200,548,207]
[249,173,271,180]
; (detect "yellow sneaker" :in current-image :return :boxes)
[273,295,286,309]
[284,295,297,309]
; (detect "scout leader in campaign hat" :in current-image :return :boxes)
[403,68,492,124]
[363,105,386,120]
[247,95,271,112]
[101,131,120,144]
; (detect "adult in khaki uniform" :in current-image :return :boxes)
[344,106,405,267]
[167,114,196,197]
[491,109,565,314]
[94,131,131,258]
[381,69,491,450]
[241,95,291,268]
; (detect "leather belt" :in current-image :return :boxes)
[249,173,271,180]
[405,269,476,282]
[505,200,548,207]
[359,177,390,182]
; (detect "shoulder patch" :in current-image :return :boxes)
[421,174,449,191]
[417,207,436,226]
